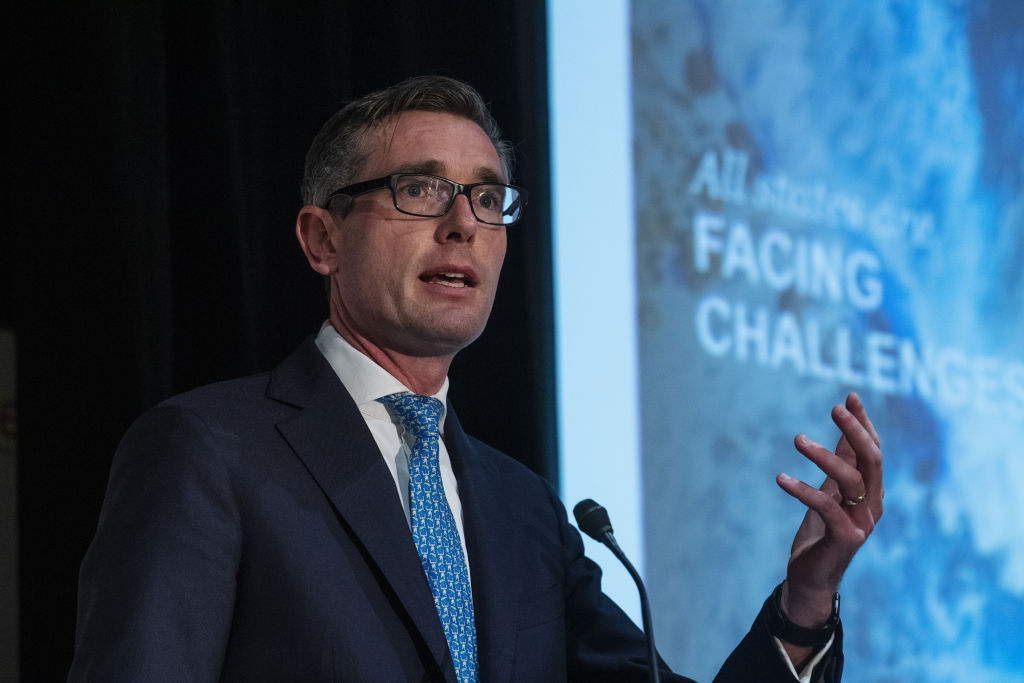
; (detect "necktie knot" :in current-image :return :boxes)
[379,393,443,441]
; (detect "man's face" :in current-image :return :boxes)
[327,111,508,359]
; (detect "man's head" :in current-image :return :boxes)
[295,77,519,391]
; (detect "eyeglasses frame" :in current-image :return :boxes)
[322,173,528,226]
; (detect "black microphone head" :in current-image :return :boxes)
[573,499,614,541]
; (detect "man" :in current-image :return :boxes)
[70,76,883,681]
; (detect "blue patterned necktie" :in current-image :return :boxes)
[378,393,479,683]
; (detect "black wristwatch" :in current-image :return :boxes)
[765,582,840,648]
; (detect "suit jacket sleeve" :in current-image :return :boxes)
[69,404,241,682]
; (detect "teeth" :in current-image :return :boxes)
[424,271,471,288]
[435,272,469,287]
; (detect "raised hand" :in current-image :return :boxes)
[774,393,884,654]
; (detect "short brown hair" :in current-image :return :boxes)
[301,75,514,209]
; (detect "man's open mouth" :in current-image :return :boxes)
[420,270,477,288]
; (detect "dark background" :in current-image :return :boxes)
[5,2,554,678]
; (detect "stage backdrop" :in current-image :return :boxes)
[553,1,1023,682]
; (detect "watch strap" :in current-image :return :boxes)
[764,582,840,648]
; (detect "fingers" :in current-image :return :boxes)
[832,393,884,516]
[791,393,884,520]
[845,392,881,448]
[776,473,870,547]
[793,433,865,504]
[828,393,876,468]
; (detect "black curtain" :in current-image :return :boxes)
[6,2,553,678]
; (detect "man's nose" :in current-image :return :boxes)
[436,193,479,243]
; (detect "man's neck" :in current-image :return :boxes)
[328,315,453,396]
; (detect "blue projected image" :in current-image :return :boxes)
[631,1,1024,681]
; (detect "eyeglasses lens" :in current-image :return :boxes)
[392,175,521,225]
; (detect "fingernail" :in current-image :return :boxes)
[778,473,795,483]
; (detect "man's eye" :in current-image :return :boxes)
[476,188,502,210]
[398,177,449,201]
[401,183,425,198]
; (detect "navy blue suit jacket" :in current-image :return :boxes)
[70,338,841,681]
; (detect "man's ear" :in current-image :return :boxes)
[296,205,339,276]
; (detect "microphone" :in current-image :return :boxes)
[573,499,661,683]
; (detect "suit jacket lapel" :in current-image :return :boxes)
[268,339,456,681]
[446,407,520,683]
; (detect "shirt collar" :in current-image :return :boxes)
[314,322,450,428]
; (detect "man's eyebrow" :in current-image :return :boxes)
[390,160,445,176]
[474,166,505,184]
[388,161,506,184]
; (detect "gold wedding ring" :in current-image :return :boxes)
[843,493,867,507]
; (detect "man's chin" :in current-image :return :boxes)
[396,306,492,352]
[395,322,487,359]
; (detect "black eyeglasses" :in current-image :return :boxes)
[323,173,528,226]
